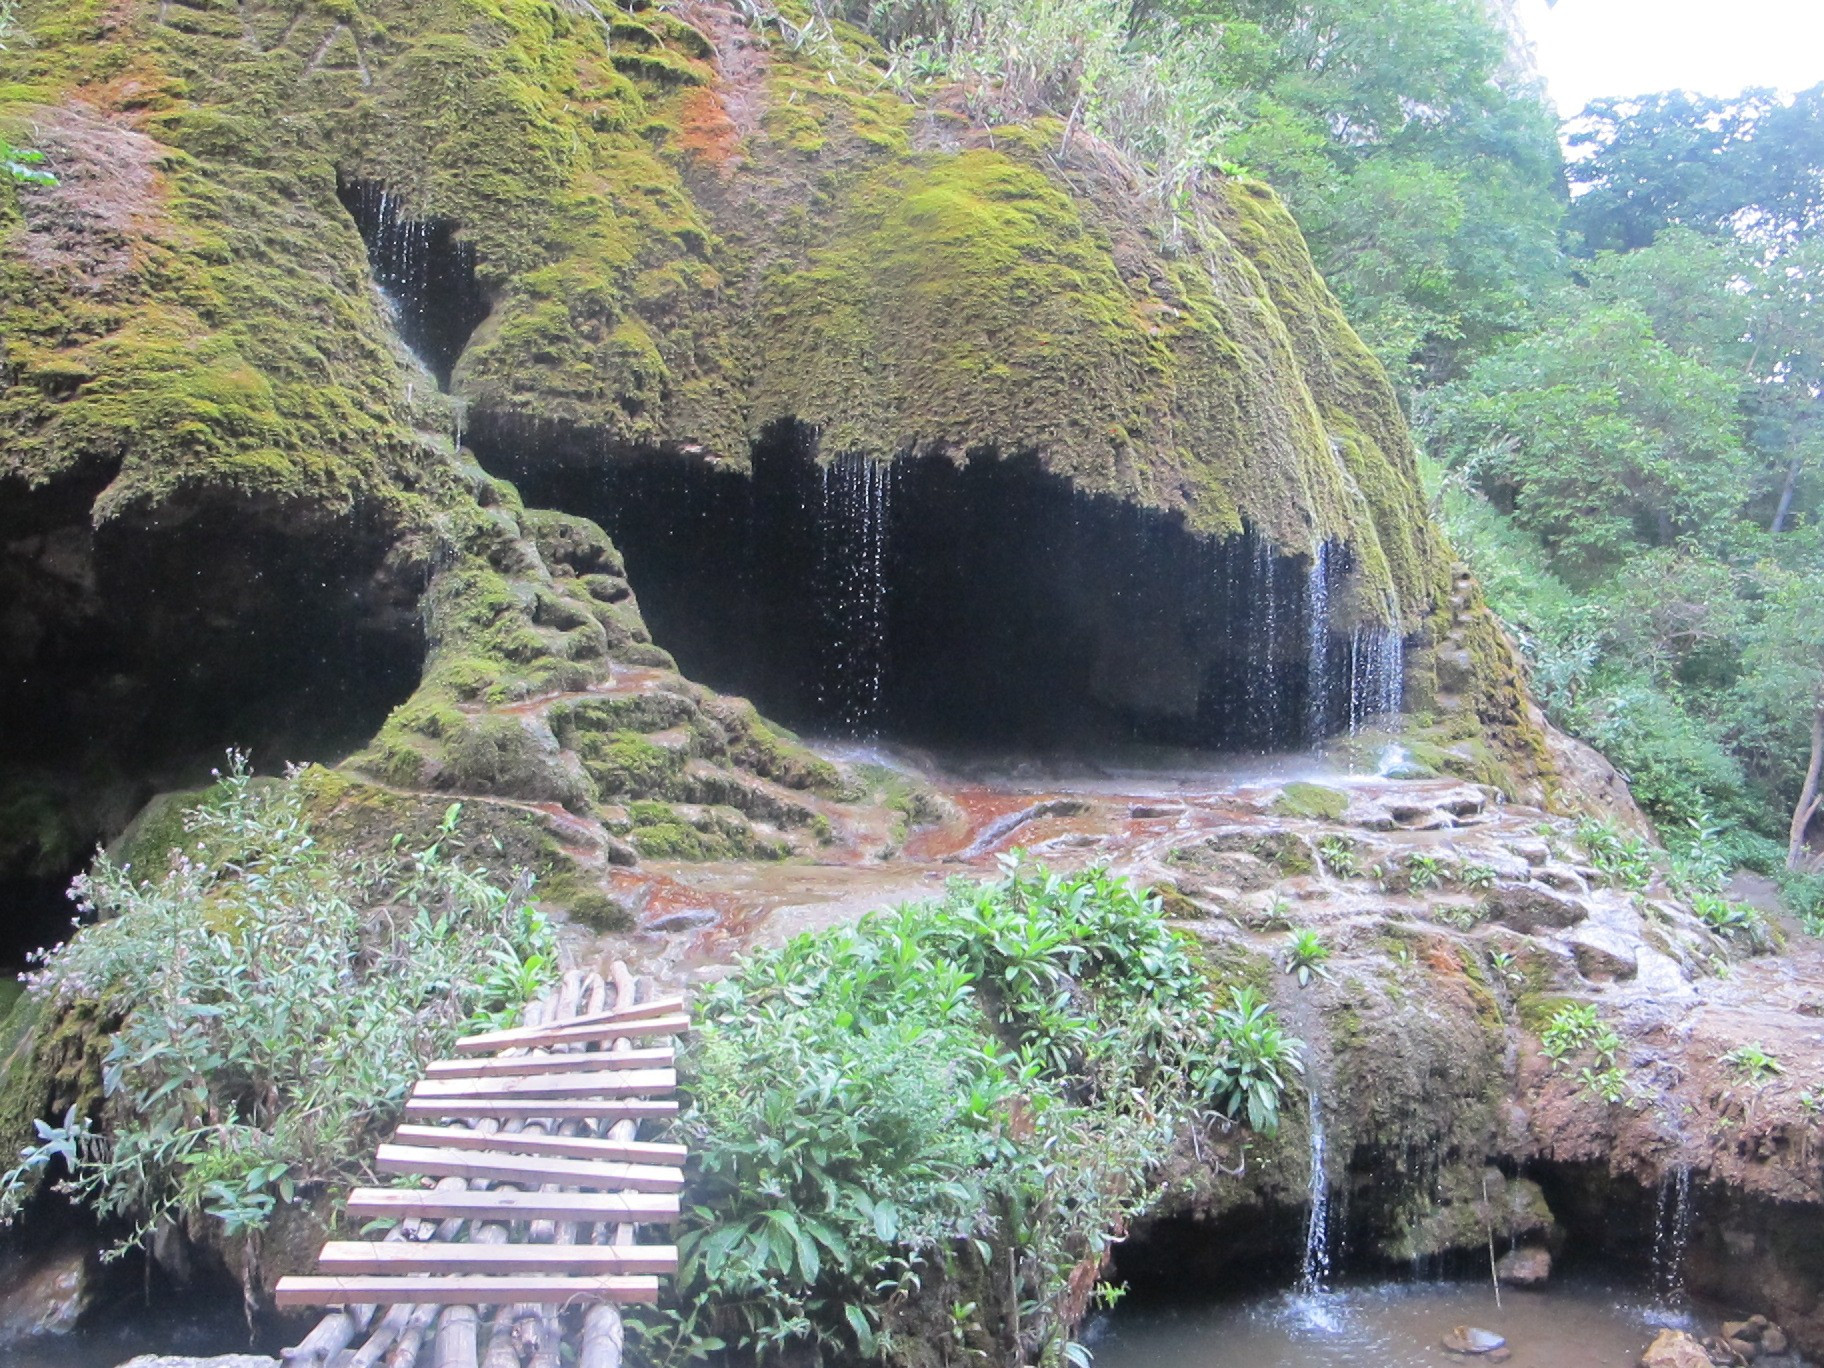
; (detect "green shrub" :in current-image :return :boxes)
[638,857,1299,1365]
[0,757,554,1250]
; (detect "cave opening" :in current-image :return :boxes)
[474,420,1405,756]
[0,492,423,969]
[336,178,491,389]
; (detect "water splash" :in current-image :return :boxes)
[1650,1165,1694,1313]
[815,453,893,737]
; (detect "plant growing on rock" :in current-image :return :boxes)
[1692,892,1772,950]
[0,2,54,187]
[1575,819,1657,890]
[1283,929,1333,986]
[1460,862,1498,891]
[1722,1043,1784,1083]
[0,757,555,1253]
[1404,852,1448,891]
[1540,1003,1634,1103]
[1316,835,1362,879]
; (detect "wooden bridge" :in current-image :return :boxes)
[276,962,686,1368]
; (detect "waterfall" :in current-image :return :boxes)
[1651,1165,1694,1311]
[1347,623,1405,734]
[815,453,892,737]
[1247,539,1284,748]
[339,180,487,388]
[1305,543,1331,744]
[1298,1083,1332,1297]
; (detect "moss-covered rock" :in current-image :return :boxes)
[0,0,1554,869]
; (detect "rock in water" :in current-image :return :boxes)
[1443,1326,1507,1353]
[114,1358,280,1368]
[1495,1245,1553,1287]
[1640,1329,1713,1368]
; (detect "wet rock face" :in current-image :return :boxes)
[0,1237,91,1347]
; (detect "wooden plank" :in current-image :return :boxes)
[374,1144,683,1193]
[317,1242,678,1277]
[400,1098,678,1123]
[344,1187,678,1225]
[273,1275,659,1309]
[391,1125,686,1167]
[457,996,685,1050]
[411,1069,676,1101]
[423,1047,673,1080]
[452,1014,690,1056]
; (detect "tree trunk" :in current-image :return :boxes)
[1788,692,1824,869]
[1772,450,1805,533]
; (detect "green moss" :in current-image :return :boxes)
[1272,781,1349,822]
[0,991,113,1166]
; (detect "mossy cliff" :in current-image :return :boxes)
[0,0,1551,876]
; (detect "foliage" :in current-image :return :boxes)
[1721,1043,1784,1084]
[1691,893,1768,946]
[1315,835,1361,879]
[0,757,555,1251]
[0,1,54,186]
[1574,819,1657,891]
[1282,929,1331,987]
[1540,1003,1634,1105]
[636,856,1299,1363]
[1540,1003,1620,1067]
[1567,86,1824,254]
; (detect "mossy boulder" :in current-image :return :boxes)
[1273,782,1350,822]
[0,0,1553,869]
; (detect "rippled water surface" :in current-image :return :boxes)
[1086,1278,1694,1368]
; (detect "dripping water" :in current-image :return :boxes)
[338,180,489,389]
[1305,542,1331,745]
[1348,623,1405,734]
[815,453,893,738]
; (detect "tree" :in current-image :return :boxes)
[1431,300,1752,580]
[1567,86,1824,255]
[1733,564,1824,867]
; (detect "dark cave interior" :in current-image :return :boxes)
[0,490,422,965]
[474,419,1402,755]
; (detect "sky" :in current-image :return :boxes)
[1511,0,1824,116]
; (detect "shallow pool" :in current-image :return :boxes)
[1083,1277,1698,1368]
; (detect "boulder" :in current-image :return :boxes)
[1534,864,1591,895]
[1640,1329,1712,1368]
[0,1239,92,1347]
[1495,1245,1552,1287]
[1761,1326,1789,1355]
[1568,927,1641,982]
[1483,883,1589,933]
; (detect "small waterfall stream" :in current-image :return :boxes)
[1650,1165,1695,1313]
[1305,543,1332,743]
[1347,623,1406,733]
[1298,1082,1333,1298]
[815,452,893,737]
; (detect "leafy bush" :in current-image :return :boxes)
[639,857,1299,1364]
[0,757,555,1250]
